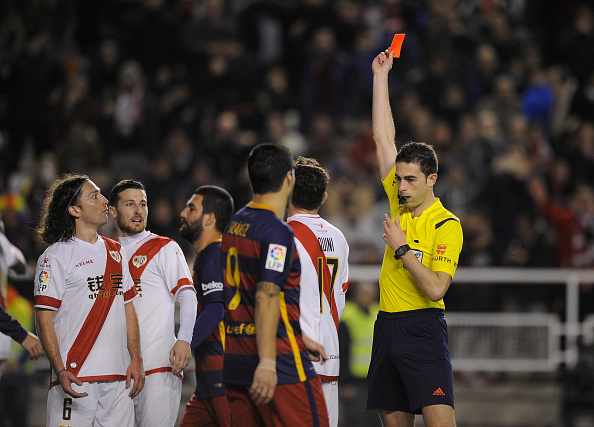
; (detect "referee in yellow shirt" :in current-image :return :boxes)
[367,50,463,427]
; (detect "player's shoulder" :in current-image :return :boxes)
[139,233,179,255]
[153,236,188,267]
[145,233,175,247]
[272,219,294,243]
[287,214,311,232]
[150,232,174,243]
[196,241,223,275]
[229,204,293,244]
[233,204,289,231]
[259,210,293,236]
[41,238,78,259]
[291,215,348,242]
[38,238,94,269]
[101,235,123,249]
[36,243,61,268]
[287,214,328,232]
[201,240,222,259]
[322,217,348,240]
[259,220,294,253]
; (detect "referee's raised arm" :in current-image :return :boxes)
[372,50,397,182]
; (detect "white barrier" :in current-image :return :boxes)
[348,266,594,369]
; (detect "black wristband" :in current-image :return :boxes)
[394,244,411,260]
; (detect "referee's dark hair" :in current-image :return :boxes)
[396,141,438,178]
[291,156,330,211]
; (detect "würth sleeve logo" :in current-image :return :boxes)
[132,255,147,268]
[436,245,447,255]
[109,251,122,263]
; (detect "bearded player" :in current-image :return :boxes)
[179,185,234,427]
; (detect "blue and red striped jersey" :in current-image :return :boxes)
[222,202,317,386]
[192,239,226,398]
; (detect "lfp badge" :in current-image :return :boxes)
[265,244,287,273]
[37,270,50,293]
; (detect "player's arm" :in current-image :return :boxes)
[249,280,280,406]
[164,242,197,374]
[383,214,452,301]
[20,332,44,360]
[302,331,328,364]
[0,306,43,359]
[8,246,26,275]
[170,287,196,375]
[0,305,28,342]
[190,302,224,350]
[0,232,26,274]
[190,249,225,350]
[124,301,144,398]
[372,50,398,181]
[35,308,88,398]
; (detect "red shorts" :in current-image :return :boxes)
[180,393,231,427]
[226,377,328,427]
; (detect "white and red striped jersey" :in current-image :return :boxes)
[119,230,195,374]
[33,236,137,383]
[288,214,349,379]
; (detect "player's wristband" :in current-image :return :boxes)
[256,357,276,373]
[57,368,67,377]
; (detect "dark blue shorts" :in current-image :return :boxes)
[366,309,454,414]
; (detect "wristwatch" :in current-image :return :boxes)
[393,244,411,260]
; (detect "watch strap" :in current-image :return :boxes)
[394,244,411,260]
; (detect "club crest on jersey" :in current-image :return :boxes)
[132,255,147,268]
[265,244,287,273]
[109,251,122,263]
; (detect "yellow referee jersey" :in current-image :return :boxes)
[379,166,463,312]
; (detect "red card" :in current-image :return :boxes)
[389,34,406,58]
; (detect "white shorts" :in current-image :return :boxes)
[321,379,338,427]
[47,380,134,427]
[133,371,182,427]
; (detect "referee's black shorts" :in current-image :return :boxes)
[366,308,454,414]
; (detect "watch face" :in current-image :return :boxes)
[395,244,410,259]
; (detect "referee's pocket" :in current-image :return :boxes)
[408,317,447,361]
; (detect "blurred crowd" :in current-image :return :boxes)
[1,0,594,315]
